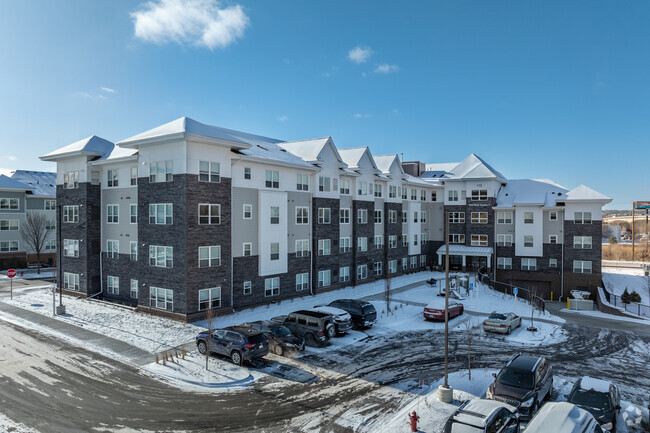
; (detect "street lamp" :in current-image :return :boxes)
[438,212,453,403]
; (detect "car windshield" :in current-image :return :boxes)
[489,313,507,320]
[270,325,291,337]
[570,389,611,410]
[497,368,534,389]
[362,305,375,314]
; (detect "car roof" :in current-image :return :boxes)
[334,299,371,306]
[525,402,597,433]
[311,306,347,315]
[224,325,264,336]
[291,310,331,318]
[451,400,516,428]
[577,376,612,393]
[507,354,541,371]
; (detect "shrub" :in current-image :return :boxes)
[629,291,642,303]
[621,288,631,304]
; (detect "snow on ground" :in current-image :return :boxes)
[460,315,568,346]
[603,268,650,305]
[0,267,57,281]
[561,308,650,325]
[0,412,39,433]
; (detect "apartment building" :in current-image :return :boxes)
[0,170,57,269]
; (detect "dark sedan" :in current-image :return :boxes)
[195,325,269,365]
[240,320,305,357]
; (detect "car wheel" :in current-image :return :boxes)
[274,344,284,356]
[506,326,511,335]
[325,323,336,339]
[304,333,317,347]
[197,340,207,355]
[231,350,242,365]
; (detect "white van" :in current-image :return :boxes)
[524,402,604,433]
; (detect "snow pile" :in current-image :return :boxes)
[602,269,649,305]
[0,413,39,433]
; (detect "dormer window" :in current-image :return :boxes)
[64,171,78,189]
[107,169,118,188]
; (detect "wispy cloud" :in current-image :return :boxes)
[348,46,372,64]
[73,91,93,99]
[353,113,372,119]
[392,108,401,116]
[322,66,339,78]
[131,0,249,50]
[7,156,16,161]
[277,115,288,122]
[100,87,116,93]
[374,63,400,74]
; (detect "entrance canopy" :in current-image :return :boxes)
[436,244,493,268]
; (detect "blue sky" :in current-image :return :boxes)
[0,0,647,209]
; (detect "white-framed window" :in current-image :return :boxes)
[339,266,350,282]
[497,211,513,224]
[63,205,79,223]
[149,161,173,183]
[199,287,221,310]
[410,188,417,200]
[449,234,465,244]
[243,204,253,219]
[421,211,427,223]
[243,281,252,295]
[524,212,534,224]
[64,272,79,291]
[471,190,488,201]
[357,264,368,280]
[296,273,309,291]
[431,191,437,201]
[388,260,397,274]
[497,234,513,247]
[573,236,592,249]
[574,212,592,224]
[199,161,220,182]
[374,209,382,224]
[130,241,138,261]
[401,257,408,270]
[107,276,119,295]
[244,167,251,180]
[270,243,280,260]
[265,277,279,297]
[401,187,407,200]
[374,184,382,197]
[318,208,331,224]
[524,236,534,247]
[46,220,55,231]
[339,208,350,224]
[243,242,252,257]
[130,204,137,224]
[410,256,417,269]
[107,240,119,259]
[471,212,488,224]
[265,170,279,188]
[448,212,465,223]
[373,261,382,276]
[340,179,350,194]
[131,167,138,185]
[107,204,119,224]
[549,258,558,268]
[549,211,558,221]
[420,255,426,266]
[318,176,330,192]
[421,233,427,244]
[357,209,368,224]
[107,169,118,187]
[402,211,408,223]
[318,270,331,287]
[0,198,19,210]
[549,235,558,244]
[389,235,397,248]
[296,206,309,224]
[63,239,79,257]
[402,233,409,247]
[45,239,56,251]
[149,203,173,224]
[130,279,138,298]
[357,237,368,252]
[389,185,397,198]
[199,245,221,267]
[420,190,426,201]
[413,211,418,223]
[149,245,173,268]
[521,258,537,271]
[198,204,220,224]
[374,235,383,249]
[270,206,280,224]
[497,257,512,270]
[413,234,418,246]
[389,210,397,223]
[332,178,338,193]
[448,190,459,202]
[339,237,350,253]
[297,174,309,191]
[318,239,331,256]
[150,287,173,311]
[296,239,309,257]
[573,260,592,274]
[471,234,488,246]
[0,219,18,231]
[63,171,78,189]
[358,181,368,196]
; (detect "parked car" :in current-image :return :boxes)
[483,312,522,335]
[319,299,377,328]
[310,306,352,335]
[271,310,335,347]
[442,399,520,433]
[423,300,464,321]
[195,325,269,365]
[525,402,605,433]
[240,320,305,357]
[565,377,620,433]
[486,354,553,420]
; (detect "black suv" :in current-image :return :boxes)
[195,326,269,365]
[565,376,621,433]
[240,320,305,357]
[271,310,335,347]
[487,354,553,420]
[322,299,377,328]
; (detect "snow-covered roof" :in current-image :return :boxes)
[579,376,611,393]
[436,245,494,255]
[425,162,459,173]
[236,141,315,168]
[277,137,331,162]
[373,154,404,175]
[445,154,507,182]
[496,179,568,207]
[0,175,33,192]
[563,185,611,203]
[404,173,435,186]
[338,147,370,169]
[10,170,56,197]
[524,402,595,433]
[40,135,114,161]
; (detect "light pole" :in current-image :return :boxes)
[438,212,453,403]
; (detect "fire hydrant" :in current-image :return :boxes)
[408,411,419,432]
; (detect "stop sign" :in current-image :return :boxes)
[6,269,16,278]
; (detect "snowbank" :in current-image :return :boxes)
[602,269,649,305]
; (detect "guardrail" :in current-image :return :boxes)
[477,268,546,313]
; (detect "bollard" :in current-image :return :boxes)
[550,291,553,302]
[567,298,570,311]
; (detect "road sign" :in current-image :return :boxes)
[6,269,15,300]
[513,287,518,296]
[6,269,16,278]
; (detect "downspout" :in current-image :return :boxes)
[309,190,314,296]
[560,208,564,302]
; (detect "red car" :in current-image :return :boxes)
[423,301,464,321]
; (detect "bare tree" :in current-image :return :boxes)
[204,306,216,370]
[19,212,53,275]
[527,287,539,332]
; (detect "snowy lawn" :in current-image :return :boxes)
[460,315,568,346]
[603,268,650,305]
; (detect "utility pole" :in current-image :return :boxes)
[437,212,453,403]
[632,203,635,262]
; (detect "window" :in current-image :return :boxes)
[524,236,534,247]
[43,199,55,210]
[130,241,138,261]
[270,206,280,224]
[131,167,138,186]
[107,169,118,187]
[340,179,350,194]
[318,239,331,256]
[574,212,592,224]
[357,209,368,224]
[401,257,408,270]
[413,234,418,246]
[401,188,407,200]
[339,208,350,224]
[524,212,534,224]
[0,198,19,210]
[374,210,382,224]
[295,206,309,224]
[149,245,173,268]
[497,257,512,270]
[374,235,383,249]
[389,260,397,274]
[549,258,557,268]
[130,204,137,224]
[265,170,279,188]
[471,212,488,224]
[573,260,592,274]
[107,276,119,295]
[410,256,417,269]
[497,211,513,224]
[402,211,408,223]
[318,176,330,192]
[198,204,220,224]
[296,273,309,291]
[339,266,350,282]
[413,211,418,223]
[243,242,252,257]
[357,237,368,252]
[318,208,331,224]
[449,234,465,244]
[431,191,437,201]
[339,237,350,253]
[448,212,465,223]
[64,171,78,189]
[150,287,173,311]
[243,204,252,219]
[471,190,488,200]
[64,272,79,291]
[130,279,138,299]
[243,281,252,295]
[332,178,338,192]
[448,190,459,202]
[297,174,309,191]
[149,203,173,224]
[199,246,221,267]
[402,234,409,247]
[410,188,417,200]
[471,234,488,246]
[265,277,280,296]
[244,167,251,180]
[149,161,173,183]
[549,235,558,244]
[270,243,280,260]
[63,205,79,223]
[373,262,382,276]
[357,265,368,280]
[421,211,427,223]
[199,161,220,182]
[199,287,221,310]
[521,258,537,271]
[422,233,427,245]
[573,236,592,249]
[0,220,18,231]
[497,234,513,247]
[107,205,119,224]
[107,240,119,259]
[296,240,309,257]
[389,210,397,223]
[44,239,56,251]
[549,211,558,221]
[389,185,397,198]
[420,255,426,266]
[318,270,331,287]
[63,239,78,257]
[374,184,382,197]
[356,181,367,196]
[389,235,397,248]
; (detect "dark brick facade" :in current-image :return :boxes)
[563,219,603,293]
[312,197,343,292]
[353,200,382,284]
[385,202,408,276]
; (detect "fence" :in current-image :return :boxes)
[478,268,546,313]
[601,289,649,318]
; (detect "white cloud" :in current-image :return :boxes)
[348,46,372,64]
[353,113,372,119]
[7,156,16,161]
[277,116,288,122]
[131,0,249,50]
[374,64,400,74]
[73,91,93,99]
[100,87,116,93]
